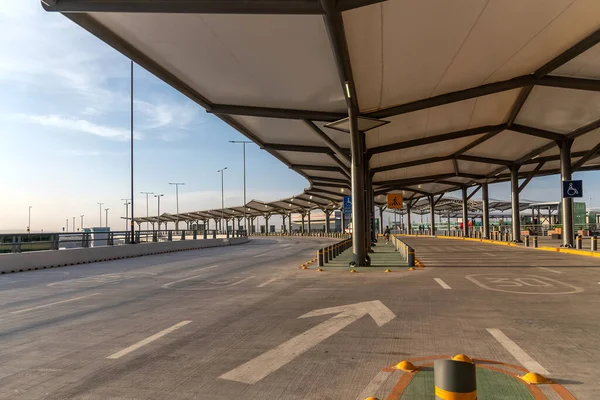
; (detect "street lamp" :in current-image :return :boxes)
[97,202,103,227]
[140,191,154,231]
[80,215,84,231]
[217,167,227,232]
[66,218,69,232]
[168,182,185,230]
[121,199,131,232]
[230,140,252,234]
[28,206,32,233]
[154,194,164,230]
[105,208,110,228]
[73,216,76,232]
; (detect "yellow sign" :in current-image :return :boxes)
[387,193,404,209]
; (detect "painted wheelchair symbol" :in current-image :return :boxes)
[566,183,579,196]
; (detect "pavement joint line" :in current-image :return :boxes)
[536,266,563,274]
[356,369,396,400]
[160,265,219,288]
[9,293,101,315]
[106,320,192,360]
[256,278,277,288]
[433,278,451,289]
[486,328,549,375]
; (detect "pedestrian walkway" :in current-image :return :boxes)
[323,240,408,271]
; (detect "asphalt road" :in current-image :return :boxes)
[0,237,598,399]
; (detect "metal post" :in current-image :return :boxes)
[533,236,538,248]
[307,212,311,235]
[510,165,522,242]
[66,218,69,232]
[98,202,103,227]
[28,206,32,232]
[559,139,575,247]
[461,186,468,237]
[105,208,109,228]
[130,61,135,244]
[379,207,384,234]
[288,213,292,235]
[407,245,415,267]
[325,211,331,234]
[80,215,84,231]
[169,182,184,230]
[265,215,270,236]
[318,248,324,266]
[429,195,435,236]
[154,194,163,232]
[434,359,476,400]
[407,203,412,235]
[482,182,490,239]
[591,236,597,251]
[349,105,367,266]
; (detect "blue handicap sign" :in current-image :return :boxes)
[562,180,583,198]
[343,196,352,214]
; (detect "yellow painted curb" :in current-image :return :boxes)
[364,397,380,400]
[350,269,357,273]
[317,268,324,272]
[301,266,308,270]
[385,269,392,272]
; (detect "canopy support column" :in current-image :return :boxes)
[379,207,384,234]
[365,168,374,250]
[307,212,312,234]
[407,202,412,235]
[288,213,292,235]
[429,195,436,236]
[510,166,522,242]
[325,210,331,234]
[349,106,367,265]
[301,213,306,234]
[462,186,469,237]
[482,182,490,239]
[559,139,575,247]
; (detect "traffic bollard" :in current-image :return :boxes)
[318,249,324,267]
[324,246,329,264]
[576,235,582,250]
[533,236,538,248]
[407,246,415,267]
[592,236,597,251]
[524,236,529,247]
[434,359,476,400]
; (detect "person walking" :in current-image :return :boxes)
[384,225,391,244]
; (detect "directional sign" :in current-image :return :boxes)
[387,193,404,209]
[219,300,396,384]
[343,195,352,214]
[562,180,583,198]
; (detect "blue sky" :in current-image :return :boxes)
[0,1,597,232]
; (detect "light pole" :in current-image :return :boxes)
[81,215,84,231]
[121,199,131,232]
[141,192,154,231]
[66,218,69,232]
[73,216,76,231]
[230,140,252,234]
[168,183,185,230]
[154,194,164,230]
[98,202,103,227]
[217,167,227,232]
[105,208,110,228]
[28,206,32,233]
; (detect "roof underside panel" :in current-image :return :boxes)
[370,135,485,169]
[90,12,345,111]
[373,160,454,183]
[343,0,600,113]
[553,42,600,79]
[316,122,352,148]
[456,160,503,177]
[465,130,551,160]
[515,86,600,134]
[364,90,518,149]
[230,116,329,146]
[276,151,339,167]
[305,170,348,180]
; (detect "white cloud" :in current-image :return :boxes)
[18,114,143,141]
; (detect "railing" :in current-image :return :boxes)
[317,237,352,267]
[0,229,248,254]
[390,235,415,267]
[250,231,349,238]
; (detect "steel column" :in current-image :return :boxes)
[510,166,522,242]
[307,212,312,234]
[461,186,469,237]
[288,213,293,235]
[482,183,490,239]
[325,211,331,234]
[406,203,412,235]
[365,167,374,250]
[559,139,575,247]
[429,195,435,235]
[379,207,384,234]
[301,214,306,234]
[349,106,367,265]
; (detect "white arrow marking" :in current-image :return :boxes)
[219,300,395,384]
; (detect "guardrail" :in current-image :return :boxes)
[317,238,352,267]
[0,229,248,254]
[390,235,415,267]
[250,232,349,238]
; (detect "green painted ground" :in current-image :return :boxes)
[321,241,409,271]
[400,367,534,399]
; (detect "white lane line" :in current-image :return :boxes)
[10,293,100,315]
[161,265,219,288]
[107,320,192,360]
[486,328,549,374]
[536,266,563,274]
[356,370,394,400]
[433,278,452,289]
[257,278,278,288]
[253,252,269,258]
[483,252,495,256]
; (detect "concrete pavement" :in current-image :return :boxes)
[0,237,598,399]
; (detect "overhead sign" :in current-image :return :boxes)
[562,180,583,198]
[387,193,404,209]
[343,196,352,214]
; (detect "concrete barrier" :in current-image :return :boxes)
[0,237,249,274]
